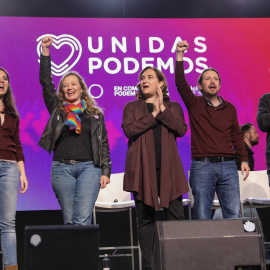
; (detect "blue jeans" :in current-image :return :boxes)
[189,160,240,219]
[51,161,101,225]
[0,161,19,268]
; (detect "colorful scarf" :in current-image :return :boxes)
[62,99,86,134]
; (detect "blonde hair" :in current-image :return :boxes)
[57,71,101,116]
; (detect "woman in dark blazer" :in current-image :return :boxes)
[122,66,189,270]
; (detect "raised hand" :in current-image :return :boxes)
[41,36,53,56]
[156,84,166,112]
[42,36,53,48]
[176,40,189,61]
[152,94,161,118]
[177,40,189,52]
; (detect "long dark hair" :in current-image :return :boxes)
[136,66,170,101]
[0,68,19,118]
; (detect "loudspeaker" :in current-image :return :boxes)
[152,218,265,270]
[24,225,99,270]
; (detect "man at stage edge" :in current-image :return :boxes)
[175,40,249,220]
[236,123,259,171]
[257,93,270,184]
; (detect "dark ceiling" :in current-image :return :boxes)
[1,0,270,18]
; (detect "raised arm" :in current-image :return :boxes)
[39,36,59,114]
[175,40,197,109]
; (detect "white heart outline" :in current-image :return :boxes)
[36,34,82,76]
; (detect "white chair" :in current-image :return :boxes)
[93,172,142,270]
[238,170,270,253]
[238,170,270,217]
[211,171,270,217]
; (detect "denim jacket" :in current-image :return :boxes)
[38,55,111,177]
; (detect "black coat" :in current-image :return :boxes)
[257,93,270,174]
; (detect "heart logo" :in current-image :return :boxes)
[36,34,82,76]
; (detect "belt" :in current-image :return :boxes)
[192,157,235,163]
[56,159,88,165]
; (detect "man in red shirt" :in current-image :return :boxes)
[175,40,250,219]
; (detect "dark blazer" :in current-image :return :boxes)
[122,99,189,209]
[38,54,111,177]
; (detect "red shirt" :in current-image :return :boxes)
[175,61,248,163]
[0,113,24,162]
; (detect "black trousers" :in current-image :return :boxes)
[134,170,185,270]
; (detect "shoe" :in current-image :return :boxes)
[5,265,18,270]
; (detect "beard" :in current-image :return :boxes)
[250,138,259,146]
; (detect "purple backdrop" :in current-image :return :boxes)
[0,17,270,210]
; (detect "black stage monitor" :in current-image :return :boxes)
[153,218,265,270]
[24,224,99,270]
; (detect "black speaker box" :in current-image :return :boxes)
[24,225,99,270]
[152,218,266,270]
